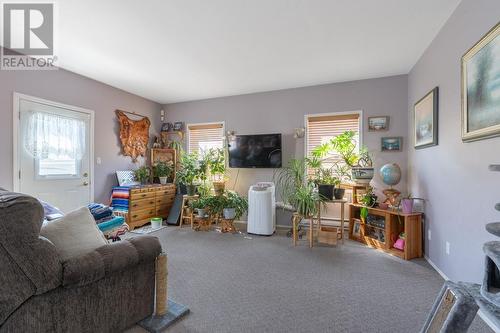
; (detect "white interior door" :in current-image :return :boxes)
[15,94,94,213]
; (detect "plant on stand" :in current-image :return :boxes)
[222,191,248,220]
[207,148,227,195]
[153,161,174,184]
[190,197,209,217]
[134,166,150,185]
[176,151,201,196]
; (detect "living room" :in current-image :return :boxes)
[0,1,499,332]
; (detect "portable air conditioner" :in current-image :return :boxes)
[247,182,275,235]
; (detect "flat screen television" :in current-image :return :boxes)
[228,133,282,168]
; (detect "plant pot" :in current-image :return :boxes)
[401,198,413,214]
[151,217,162,229]
[196,208,206,217]
[159,176,168,185]
[213,181,225,196]
[223,208,236,219]
[351,167,374,184]
[333,188,345,200]
[186,184,197,196]
[318,184,334,200]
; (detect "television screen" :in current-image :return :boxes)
[228,134,282,168]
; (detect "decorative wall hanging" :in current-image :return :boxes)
[116,110,150,162]
[368,116,389,131]
[381,136,402,152]
[414,87,439,149]
[462,22,500,142]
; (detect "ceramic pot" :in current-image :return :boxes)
[333,188,345,200]
[186,184,196,196]
[401,198,413,214]
[351,167,374,184]
[318,185,334,200]
[159,177,168,185]
[223,208,236,219]
[196,208,206,217]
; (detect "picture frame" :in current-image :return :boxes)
[461,22,500,142]
[150,148,176,166]
[173,121,184,131]
[161,122,172,132]
[381,136,402,152]
[352,219,361,238]
[414,87,439,149]
[368,116,390,131]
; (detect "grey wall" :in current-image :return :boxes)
[0,59,162,203]
[408,0,500,282]
[165,75,409,202]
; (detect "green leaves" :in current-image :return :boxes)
[290,183,320,217]
[153,161,173,178]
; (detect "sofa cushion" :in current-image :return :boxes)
[40,207,108,262]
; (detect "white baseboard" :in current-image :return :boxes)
[424,255,500,333]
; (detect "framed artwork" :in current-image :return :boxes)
[368,116,389,131]
[151,148,176,166]
[352,220,361,238]
[461,22,500,142]
[173,121,184,131]
[414,87,439,149]
[381,136,402,152]
[161,122,173,132]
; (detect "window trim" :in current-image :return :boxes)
[304,110,363,165]
[186,121,226,155]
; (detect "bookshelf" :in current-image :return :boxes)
[348,204,423,260]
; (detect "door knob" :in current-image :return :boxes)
[83,181,89,186]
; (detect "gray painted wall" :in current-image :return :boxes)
[165,75,409,205]
[0,59,162,203]
[408,0,500,282]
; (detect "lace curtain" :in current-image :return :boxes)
[24,111,86,160]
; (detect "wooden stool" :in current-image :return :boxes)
[179,195,198,228]
[193,216,211,231]
[220,218,237,233]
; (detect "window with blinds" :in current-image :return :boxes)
[187,122,224,156]
[306,113,360,173]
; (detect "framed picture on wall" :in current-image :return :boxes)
[368,116,389,131]
[461,22,500,142]
[381,137,402,152]
[414,87,439,149]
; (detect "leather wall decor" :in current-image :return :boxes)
[116,110,150,162]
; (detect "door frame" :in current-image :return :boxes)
[13,92,95,202]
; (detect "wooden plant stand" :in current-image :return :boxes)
[220,218,237,233]
[348,204,423,260]
[179,195,198,228]
[193,216,211,231]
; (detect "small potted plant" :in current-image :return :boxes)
[134,166,150,185]
[359,186,377,208]
[400,194,414,214]
[316,168,337,200]
[191,197,209,217]
[153,161,173,184]
[333,178,345,199]
[222,191,248,220]
[290,183,322,218]
[208,148,227,195]
[204,194,226,218]
[176,151,201,196]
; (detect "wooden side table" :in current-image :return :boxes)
[179,195,198,228]
[220,218,237,233]
[316,199,348,245]
[193,215,211,231]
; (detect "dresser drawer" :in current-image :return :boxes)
[129,207,155,222]
[156,188,176,196]
[156,207,170,217]
[156,196,174,206]
[129,197,156,212]
[130,191,155,200]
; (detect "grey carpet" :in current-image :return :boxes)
[125,227,492,333]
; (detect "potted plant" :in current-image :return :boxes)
[274,158,308,207]
[333,178,345,199]
[204,194,226,218]
[222,191,248,220]
[190,197,210,217]
[316,168,337,200]
[207,148,227,195]
[359,186,377,208]
[134,166,150,185]
[289,183,322,218]
[400,194,414,214]
[176,151,201,195]
[153,161,173,184]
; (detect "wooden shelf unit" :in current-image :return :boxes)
[348,204,423,260]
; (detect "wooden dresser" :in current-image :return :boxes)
[127,184,175,230]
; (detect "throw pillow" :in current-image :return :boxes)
[40,206,108,262]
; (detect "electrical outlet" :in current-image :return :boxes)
[446,241,450,255]
[428,229,431,240]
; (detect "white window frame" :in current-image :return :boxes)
[304,110,363,161]
[186,121,226,155]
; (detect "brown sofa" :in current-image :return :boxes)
[0,189,162,332]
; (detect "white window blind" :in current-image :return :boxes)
[306,113,360,173]
[188,123,224,156]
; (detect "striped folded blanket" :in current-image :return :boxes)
[88,203,113,221]
[97,216,125,233]
[110,186,130,211]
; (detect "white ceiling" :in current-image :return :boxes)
[55,0,460,104]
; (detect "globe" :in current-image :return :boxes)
[380,163,401,187]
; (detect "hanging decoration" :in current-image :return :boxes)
[116,110,150,162]
[24,111,86,160]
